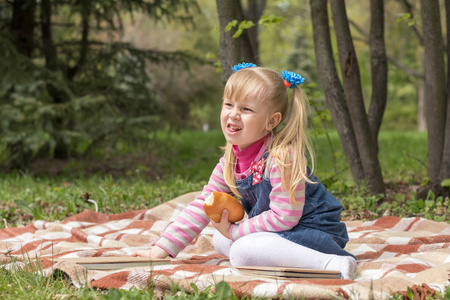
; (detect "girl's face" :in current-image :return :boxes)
[220,96,281,150]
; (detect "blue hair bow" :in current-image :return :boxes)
[232,62,257,72]
[281,70,305,88]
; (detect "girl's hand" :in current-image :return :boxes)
[211,209,232,239]
[131,245,169,259]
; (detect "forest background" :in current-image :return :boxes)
[1,1,450,298]
[0,0,449,226]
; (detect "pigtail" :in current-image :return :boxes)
[270,86,315,204]
[223,143,241,198]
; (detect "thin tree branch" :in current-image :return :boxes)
[349,19,369,40]
[397,0,424,45]
[349,18,423,79]
[387,56,424,78]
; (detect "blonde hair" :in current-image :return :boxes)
[222,67,315,204]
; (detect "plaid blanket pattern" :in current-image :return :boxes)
[1,192,449,299]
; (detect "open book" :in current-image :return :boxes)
[236,266,341,279]
[57,257,171,270]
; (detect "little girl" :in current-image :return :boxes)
[133,63,357,280]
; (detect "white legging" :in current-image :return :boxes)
[213,231,357,280]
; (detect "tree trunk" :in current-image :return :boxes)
[330,0,385,195]
[7,0,36,169]
[440,0,450,181]
[11,0,36,57]
[309,0,365,184]
[239,0,265,65]
[417,72,426,131]
[368,0,387,149]
[40,0,58,70]
[216,0,242,84]
[420,0,446,182]
[68,1,90,80]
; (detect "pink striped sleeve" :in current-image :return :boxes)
[156,158,232,256]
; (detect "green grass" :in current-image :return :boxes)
[0,130,431,226]
[377,131,428,182]
[0,129,448,299]
[0,173,206,227]
[153,130,226,181]
[0,266,102,300]
[312,130,428,184]
[0,129,443,228]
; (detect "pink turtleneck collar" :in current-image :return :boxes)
[232,135,268,173]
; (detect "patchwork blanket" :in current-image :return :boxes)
[1,192,449,299]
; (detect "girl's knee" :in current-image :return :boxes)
[229,246,251,266]
[229,236,261,266]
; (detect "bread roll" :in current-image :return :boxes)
[203,191,245,223]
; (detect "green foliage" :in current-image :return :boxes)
[389,286,449,300]
[0,0,203,170]
[225,14,284,38]
[333,181,449,222]
[233,20,255,38]
[392,192,443,222]
[441,178,450,188]
[402,191,449,222]
[339,184,387,220]
[225,19,255,38]
[225,20,239,32]
[0,36,166,168]
[259,14,285,27]
[213,281,235,299]
[0,37,69,167]
[396,13,416,27]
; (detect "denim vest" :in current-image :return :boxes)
[235,151,355,258]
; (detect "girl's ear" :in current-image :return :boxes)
[266,112,282,131]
